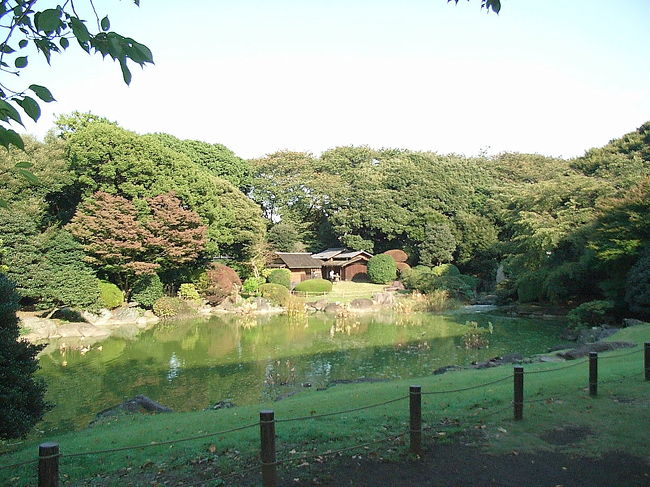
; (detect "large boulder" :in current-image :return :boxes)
[557,341,637,360]
[350,298,374,310]
[111,307,141,323]
[324,303,343,314]
[92,395,173,425]
[373,292,395,306]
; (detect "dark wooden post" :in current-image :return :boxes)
[409,385,422,454]
[513,366,524,421]
[38,442,59,487]
[645,342,650,381]
[589,352,598,396]
[260,410,277,487]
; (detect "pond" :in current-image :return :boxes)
[36,311,563,435]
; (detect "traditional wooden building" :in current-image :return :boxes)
[311,248,373,281]
[269,253,324,284]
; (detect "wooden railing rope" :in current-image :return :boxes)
[1,342,646,487]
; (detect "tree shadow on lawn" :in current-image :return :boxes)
[268,433,649,487]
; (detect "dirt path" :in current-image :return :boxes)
[272,441,650,487]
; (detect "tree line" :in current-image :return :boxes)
[0,115,648,319]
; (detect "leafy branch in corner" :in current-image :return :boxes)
[0,0,153,151]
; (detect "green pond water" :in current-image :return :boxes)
[36,311,563,435]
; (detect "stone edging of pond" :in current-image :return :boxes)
[18,307,160,348]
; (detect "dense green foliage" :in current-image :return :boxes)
[293,278,333,294]
[178,283,201,302]
[268,269,292,289]
[0,2,152,153]
[367,254,397,284]
[242,276,266,295]
[152,297,189,319]
[567,300,615,329]
[259,283,290,306]
[0,273,49,438]
[625,247,650,317]
[98,281,124,309]
[132,274,164,309]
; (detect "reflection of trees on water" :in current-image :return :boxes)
[35,313,563,435]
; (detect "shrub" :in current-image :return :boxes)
[367,254,397,284]
[132,274,164,308]
[431,263,461,277]
[383,249,408,263]
[294,278,333,294]
[259,283,290,306]
[462,321,493,349]
[268,269,291,289]
[495,278,517,304]
[242,276,265,295]
[178,283,201,301]
[99,281,124,309]
[0,273,50,439]
[425,289,455,312]
[516,272,546,303]
[396,262,411,275]
[459,274,480,291]
[204,263,242,305]
[152,296,193,318]
[567,300,614,329]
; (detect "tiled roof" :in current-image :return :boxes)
[274,253,324,269]
[311,248,346,260]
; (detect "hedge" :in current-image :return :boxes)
[293,278,333,294]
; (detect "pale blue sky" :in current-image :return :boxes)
[15,0,650,158]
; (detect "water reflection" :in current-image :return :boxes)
[36,312,562,435]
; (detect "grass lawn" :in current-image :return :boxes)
[1,323,648,486]
[295,281,388,303]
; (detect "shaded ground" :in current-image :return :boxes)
[269,438,650,487]
[102,433,649,487]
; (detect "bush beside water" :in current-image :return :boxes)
[99,281,124,309]
[259,283,290,306]
[132,274,164,308]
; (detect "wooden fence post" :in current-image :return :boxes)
[589,352,598,396]
[260,410,277,487]
[38,442,59,487]
[645,342,649,381]
[513,366,524,421]
[409,385,422,454]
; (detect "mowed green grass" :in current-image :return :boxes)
[1,324,648,486]
[295,281,389,303]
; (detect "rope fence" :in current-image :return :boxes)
[2,342,647,487]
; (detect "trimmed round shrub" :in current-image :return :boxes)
[383,249,409,263]
[367,254,397,284]
[178,283,201,301]
[99,281,124,309]
[268,268,291,289]
[152,296,192,318]
[204,263,242,305]
[431,263,460,277]
[259,283,290,306]
[294,278,333,294]
[131,274,164,308]
[242,276,265,295]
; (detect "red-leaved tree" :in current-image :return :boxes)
[145,192,206,271]
[67,191,158,293]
